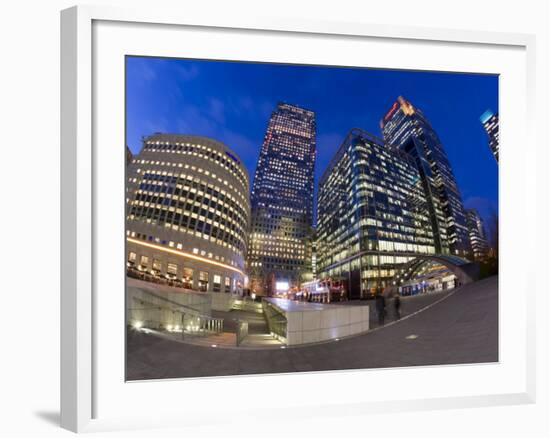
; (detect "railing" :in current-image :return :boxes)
[181,312,224,337]
[130,286,210,313]
[236,320,249,346]
[262,302,287,342]
[231,299,264,313]
[128,290,223,337]
[268,319,287,340]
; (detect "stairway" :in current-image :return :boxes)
[239,333,283,347]
[231,299,264,313]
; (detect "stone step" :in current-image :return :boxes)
[151,328,283,349]
[231,300,264,313]
[239,333,283,347]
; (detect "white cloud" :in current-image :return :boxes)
[206,98,226,124]
[176,64,199,81]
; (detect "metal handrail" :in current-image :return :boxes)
[236,319,249,346]
[262,302,287,340]
[181,312,224,337]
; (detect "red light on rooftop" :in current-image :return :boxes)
[383,102,400,122]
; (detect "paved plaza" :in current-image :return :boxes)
[126,276,498,380]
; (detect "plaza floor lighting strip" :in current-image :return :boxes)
[126,237,245,275]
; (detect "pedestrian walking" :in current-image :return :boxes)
[393,294,401,320]
[375,291,386,326]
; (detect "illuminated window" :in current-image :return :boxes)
[167,263,178,277]
[182,267,193,289]
[198,271,209,292]
[213,274,221,292]
[152,259,162,274]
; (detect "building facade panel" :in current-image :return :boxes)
[126,134,250,294]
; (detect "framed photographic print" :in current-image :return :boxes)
[61,4,536,433]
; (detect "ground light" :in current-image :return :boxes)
[405,334,419,340]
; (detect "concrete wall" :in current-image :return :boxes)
[209,292,240,312]
[285,306,370,345]
[265,298,370,346]
[126,277,243,327]
[127,279,212,330]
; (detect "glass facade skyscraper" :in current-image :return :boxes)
[316,129,437,299]
[381,96,471,258]
[248,103,316,296]
[480,109,499,162]
[466,209,489,261]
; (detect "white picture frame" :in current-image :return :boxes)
[60,4,537,433]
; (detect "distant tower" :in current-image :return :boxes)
[466,209,489,261]
[248,103,316,296]
[480,110,499,162]
[381,96,471,258]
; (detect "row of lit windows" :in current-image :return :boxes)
[128,251,235,293]
[127,194,246,248]
[143,139,248,189]
[130,159,248,206]
[129,199,246,245]
[249,249,305,258]
[135,168,248,220]
[142,146,248,192]
[127,212,245,256]
[251,202,309,216]
[130,181,248,239]
[126,229,243,268]
[127,170,249,248]
[250,240,305,249]
[249,258,305,268]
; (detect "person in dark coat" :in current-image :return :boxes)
[393,294,401,320]
[375,292,386,326]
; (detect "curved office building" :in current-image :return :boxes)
[126,134,250,294]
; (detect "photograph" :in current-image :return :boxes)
[2,0,545,435]
[124,56,499,380]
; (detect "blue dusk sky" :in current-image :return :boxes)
[126,56,498,223]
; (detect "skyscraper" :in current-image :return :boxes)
[466,209,489,261]
[381,96,471,258]
[480,109,499,162]
[316,128,437,298]
[248,103,316,296]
